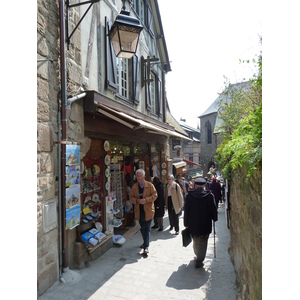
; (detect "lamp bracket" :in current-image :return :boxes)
[66,0,100,49]
[141,56,160,86]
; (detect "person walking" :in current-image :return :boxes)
[184,177,218,268]
[165,174,184,235]
[152,176,165,231]
[175,173,187,217]
[129,169,157,255]
[204,177,210,191]
[175,173,188,212]
[209,176,222,209]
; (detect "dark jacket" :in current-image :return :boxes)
[209,181,222,201]
[184,187,218,236]
[153,182,165,218]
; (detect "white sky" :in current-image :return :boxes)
[157,0,262,128]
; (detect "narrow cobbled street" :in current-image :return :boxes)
[38,206,237,300]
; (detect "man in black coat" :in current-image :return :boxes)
[184,177,218,268]
[209,176,222,209]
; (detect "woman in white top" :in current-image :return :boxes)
[164,174,184,235]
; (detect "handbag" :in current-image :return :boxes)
[181,228,192,247]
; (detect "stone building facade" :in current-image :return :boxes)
[199,81,250,177]
[179,120,202,179]
[198,99,220,177]
[37,0,189,296]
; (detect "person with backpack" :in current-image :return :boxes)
[164,174,184,235]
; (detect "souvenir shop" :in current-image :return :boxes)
[69,92,182,267]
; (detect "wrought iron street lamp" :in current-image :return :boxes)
[108,0,144,59]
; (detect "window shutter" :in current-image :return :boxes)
[132,55,140,104]
[158,77,163,116]
[105,17,117,92]
[146,4,154,37]
[145,62,151,111]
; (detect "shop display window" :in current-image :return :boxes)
[81,157,103,226]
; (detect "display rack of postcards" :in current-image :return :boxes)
[110,165,124,221]
[80,158,103,225]
[110,170,124,220]
[105,191,122,233]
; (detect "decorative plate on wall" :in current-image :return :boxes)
[92,193,99,202]
[162,169,166,176]
[162,162,166,169]
[105,181,110,191]
[104,140,110,151]
[95,222,103,232]
[105,155,110,165]
[105,168,110,177]
[84,196,91,204]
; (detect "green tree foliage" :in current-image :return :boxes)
[215,53,262,181]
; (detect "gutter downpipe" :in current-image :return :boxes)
[59,0,69,274]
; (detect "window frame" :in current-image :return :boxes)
[206,121,212,144]
[116,57,129,99]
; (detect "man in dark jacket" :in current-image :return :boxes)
[209,176,222,209]
[184,177,218,268]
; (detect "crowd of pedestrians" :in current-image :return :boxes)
[129,169,226,267]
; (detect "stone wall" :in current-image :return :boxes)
[229,167,262,300]
[37,0,60,295]
[37,0,83,295]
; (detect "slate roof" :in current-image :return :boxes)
[198,97,220,118]
[198,81,251,133]
[198,81,251,119]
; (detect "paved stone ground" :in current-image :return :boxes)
[38,206,237,300]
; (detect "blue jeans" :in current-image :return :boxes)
[139,208,152,249]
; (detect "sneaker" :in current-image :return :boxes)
[140,244,144,249]
[175,231,179,235]
[158,227,163,231]
[151,225,159,229]
[144,248,149,254]
[169,226,173,231]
